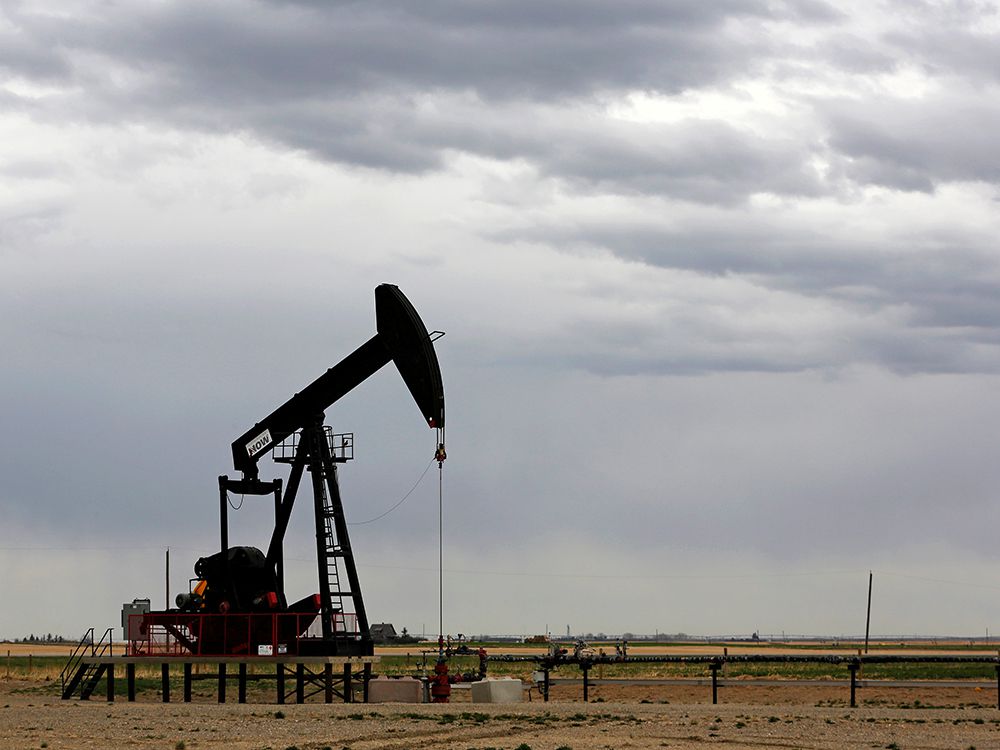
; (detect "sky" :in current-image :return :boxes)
[3,0,1000,641]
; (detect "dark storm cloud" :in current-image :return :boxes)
[0,0,842,203]
[69,0,834,101]
[2,0,804,99]
[3,0,998,203]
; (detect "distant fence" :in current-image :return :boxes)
[489,653,1000,707]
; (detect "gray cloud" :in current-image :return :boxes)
[488,207,1000,376]
[0,157,69,180]
[0,17,70,80]
[882,0,1000,80]
[0,201,66,246]
[815,32,899,74]
[823,94,1000,192]
[14,1,821,100]
[0,0,841,204]
[3,0,999,380]
[5,0,997,207]
[255,98,825,202]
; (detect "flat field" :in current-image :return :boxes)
[5,673,1000,748]
[3,680,1000,749]
[4,642,1000,749]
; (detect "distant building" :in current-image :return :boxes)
[370,623,398,643]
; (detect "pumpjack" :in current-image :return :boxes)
[140,284,445,657]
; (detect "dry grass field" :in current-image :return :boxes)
[4,671,1000,748]
[4,641,1000,748]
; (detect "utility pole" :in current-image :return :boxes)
[864,570,873,654]
[165,547,170,610]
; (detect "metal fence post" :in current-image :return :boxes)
[848,662,858,708]
[997,664,1000,709]
[161,663,170,703]
[218,663,227,703]
[238,663,247,703]
[127,663,136,702]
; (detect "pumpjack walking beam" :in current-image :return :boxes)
[231,284,444,482]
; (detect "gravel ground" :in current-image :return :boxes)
[4,678,1000,749]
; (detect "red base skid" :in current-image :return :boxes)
[127,611,361,657]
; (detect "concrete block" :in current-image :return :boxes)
[368,676,423,703]
[471,678,523,703]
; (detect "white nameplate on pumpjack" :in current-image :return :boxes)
[246,428,273,457]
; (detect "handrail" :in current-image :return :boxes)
[60,628,95,693]
[93,627,114,658]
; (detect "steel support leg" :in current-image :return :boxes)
[277,663,285,704]
[219,479,229,556]
[296,663,304,704]
[183,663,192,702]
[324,663,333,704]
[582,666,589,702]
[239,663,247,704]
[344,663,352,703]
[848,662,858,708]
[544,669,550,702]
[106,664,114,702]
[218,663,227,703]
[127,663,135,702]
[161,663,170,703]
[363,662,371,703]
[710,662,720,705]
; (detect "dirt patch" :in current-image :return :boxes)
[4,676,999,749]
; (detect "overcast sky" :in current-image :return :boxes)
[3,0,1000,641]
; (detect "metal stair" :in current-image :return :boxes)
[314,461,359,638]
[60,627,113,700]
[78,663,109,699]
[319,478,347,617]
